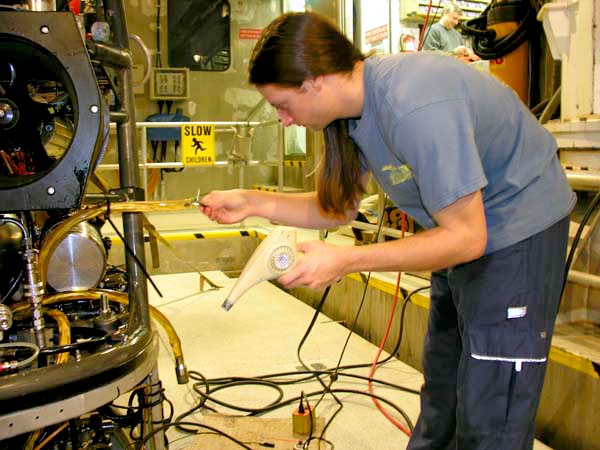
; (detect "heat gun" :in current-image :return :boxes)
[222,226,297,311]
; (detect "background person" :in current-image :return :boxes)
[422,2,479,61]
[200,11,574,450]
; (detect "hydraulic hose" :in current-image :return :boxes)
[38,199,196,287]
[0,341,40,372]
[45,309,71,365]
[13,290,189,384]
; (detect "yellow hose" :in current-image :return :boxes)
[38,199,196,286]
[45,290,183,361]
[45,309,71,365]
[12,289,184,364]
[38,205,106,287]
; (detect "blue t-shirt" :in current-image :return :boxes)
[349,53,575,255]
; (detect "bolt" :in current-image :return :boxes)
[40,25,49,34]
[47,186,55,195]
[90,105,99,113]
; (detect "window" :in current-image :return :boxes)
[168,0,231,71]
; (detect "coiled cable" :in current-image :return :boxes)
[461,0,537,59]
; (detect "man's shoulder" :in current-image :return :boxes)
[429,22,445,34]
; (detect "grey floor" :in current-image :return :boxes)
[149,271,552,450]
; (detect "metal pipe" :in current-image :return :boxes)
[567,270,600,290]
[96,160,281,170]
[128,120,280,128]
[141,125,148,195]
[87,41,133,69]
[0,218,46,347]
[27,0,55,11]
[565,171,600,191]
[104,0,150,332]
[349,220,407,240]
[110,111,128,123]
[103,1,164,446]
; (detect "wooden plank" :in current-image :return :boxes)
[186,414,325,450]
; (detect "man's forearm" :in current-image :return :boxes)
[343,225,485,274]
[246,190,354,229]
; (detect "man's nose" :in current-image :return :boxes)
[277,109,294,127]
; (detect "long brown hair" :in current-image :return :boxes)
[249,12,365,215]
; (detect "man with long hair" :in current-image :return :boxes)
[200,11,574,450]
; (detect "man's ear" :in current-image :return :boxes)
[301,76,323,93]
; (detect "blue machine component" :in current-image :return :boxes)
[145,108,189,142]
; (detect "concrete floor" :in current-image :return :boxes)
[149,271,552,450]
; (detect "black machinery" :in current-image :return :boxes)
[0,2,180,449]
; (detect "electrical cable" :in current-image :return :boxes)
[461,0,538,60]
[560,192,600,302]
[301,390,314,449]
[135,421,254,450]
[166,283,424,442]
[367,212,412,437]
[418,0,434,51]
[242,387,414,429]
[209,370,420,397]
[164,211,428,444]
[191,379,285,413]
[174,370,211,432]
[104,199,163,298]
[418,0,443,52]
[204,285,428,392]
[0,341,40,371]
[292,285,347,443]
[155,0,162,67]
[32,422,68,450]
[38,333,110,356]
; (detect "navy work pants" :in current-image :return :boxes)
[407,216,569,450]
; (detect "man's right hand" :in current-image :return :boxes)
[200,189,252,224]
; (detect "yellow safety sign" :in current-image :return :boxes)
[181,124,216,166]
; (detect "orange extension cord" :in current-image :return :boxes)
[367,212,412,437]
[418,0,434,51]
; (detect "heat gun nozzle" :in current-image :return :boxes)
[221,299,234,311]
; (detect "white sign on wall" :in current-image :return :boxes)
[361,0,390,54]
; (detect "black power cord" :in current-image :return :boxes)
[162,204,427,446]
[560,192,600,302]
[461,0,539,60]
[104,199,163,298]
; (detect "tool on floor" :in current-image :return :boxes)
[222,226,297,311]
[292,391,315,435]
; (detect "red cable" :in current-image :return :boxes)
[368,212,412,437]
[418,0,434,51]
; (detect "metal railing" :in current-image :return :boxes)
[97,119,282,197]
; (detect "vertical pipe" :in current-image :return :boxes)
[104,0,150,332]
[28,0,56,11]
[102,1,164,448]
[141,125,148,196]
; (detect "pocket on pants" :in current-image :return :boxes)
[468,322,548,371]
[459,322,550,433]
